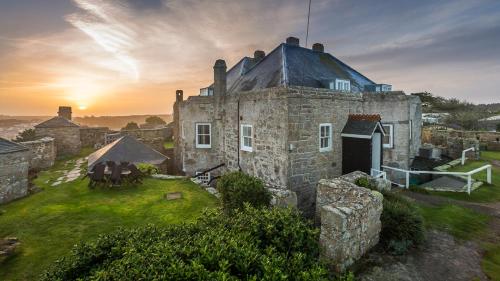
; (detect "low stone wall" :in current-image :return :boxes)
[316,178,383,272]
[121,127,168,152]
[422,128,480,159]
[20,137,56,170]
[80,127,110,148]
[0,149,29,204]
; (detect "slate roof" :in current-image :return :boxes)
[35,116,80,128]
[224,42,376,93]
[0,138,29,154]
[87,135,168,168]
[341,114,385,138]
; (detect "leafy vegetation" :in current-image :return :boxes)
[0,152,217,280]
[163,140,174,149]
[137,163,160,175]
[145,115,166,126]
[13,128,36,142]
[380,192,425,254]
[217,171,272,214]
[121,121,139,130]
[41,206,329,281]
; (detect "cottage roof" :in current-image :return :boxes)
[341,114,385,139]
[224,42,376,93]
[0,138,29,154]
[87,135,168,168]
[35,116,80,128]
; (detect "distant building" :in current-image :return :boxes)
[0,138,29,204]
[422,113,449,125]
[173,37,421,215]
[479,115,500,131]
[34,106,81,157]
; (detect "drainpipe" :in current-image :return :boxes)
[237,98,242,171]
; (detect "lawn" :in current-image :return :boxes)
[430,150,500,202]
[0,151,218,280]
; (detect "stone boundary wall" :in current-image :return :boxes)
[80,127,110,148]
[20,137,56,170]
[422,128,482,159]
[0,149,29,204]
[316,177,383,272]
[121,127,169,152]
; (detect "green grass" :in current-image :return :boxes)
[163,140,174,149]
[429,151,500,202]
[418,204,490,240]
[483,244,500,281]
[0,151,217,280]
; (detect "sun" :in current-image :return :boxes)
[78,105,87,110]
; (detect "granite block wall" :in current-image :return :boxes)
[20,137,56,170]
[0,150,29,204]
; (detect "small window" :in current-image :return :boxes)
[382,124,394,148]
[196,123,211,148]
[319,123,332,152]
[241,124,253,152]
[335,79,351,92]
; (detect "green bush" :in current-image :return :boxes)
[41,206,329,281]
[217,171,272,213]
[137,163,159,175]
[355,177,373,190]
[380,192,425,255]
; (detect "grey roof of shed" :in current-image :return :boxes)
[35,116,80,128]
[341,115,385,138]
[87,135,168,168]
[225,43,376,93]
[0,138,29,154]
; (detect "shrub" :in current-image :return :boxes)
[217,171,272,213]
[355,177,373,189]
[41,206,329,281]
[13,128,36,142]
[380,192,425,254]
[137,163,159,175]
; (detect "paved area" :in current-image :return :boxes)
[420,176,467,191]
[51,157,86,187]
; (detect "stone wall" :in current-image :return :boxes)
[20,137,56,170]
[80,127,110,148]
[0,149,29,204]
[121,127,169,152]
[316,178,383,271]
[35,127,81,157]
[422,128,484,159]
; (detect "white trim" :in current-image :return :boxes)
[341,133,372,139]
[409,120,413,141]
[382,123,394,149]
[240,124,253,152]
[319,123,333,152]
[195,123,211,148]
[335,78,351,92]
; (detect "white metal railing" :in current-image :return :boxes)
[461,147,476,165]
[381,164,492,194]
[370,168,387,180]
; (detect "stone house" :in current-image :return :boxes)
[0,138,29,204]
[34,106,82,157]
[173,37,421,215]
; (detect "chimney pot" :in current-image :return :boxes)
[213,59,227,96]
[286,37,300,46]
[312,43,324,53]
[254,50,265,60]
[176,90,184,102]
[58,106,72,120]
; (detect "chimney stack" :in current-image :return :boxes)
[58,106,72,120]
[176,90,184,102]
[213,59,227,96]
[286,37,300,46]
[312,43,324,53]
[254,50,265,61]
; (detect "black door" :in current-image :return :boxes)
[342,137,372,174]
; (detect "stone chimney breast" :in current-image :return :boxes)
[213,59,227,96]
[286,37,300,46]
[58,106,72,120]
[254,50,265,61]
[312,43,324,53]
[176,90,184,102]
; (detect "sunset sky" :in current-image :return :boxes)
[1,0,499,116]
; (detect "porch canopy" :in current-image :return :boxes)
[341,114,385,139]
[88,135,168,169]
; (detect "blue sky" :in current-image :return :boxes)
[0,0,499,115]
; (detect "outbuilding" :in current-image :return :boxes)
[0,138,29,204]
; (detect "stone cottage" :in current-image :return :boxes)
[35,106,81,157]
[0,138,29,204]
[173,37,421,215]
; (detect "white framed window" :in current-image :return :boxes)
[196,172,211,185]
[382,124,394,148]
[335,79,351,92]
[319,123,333,152]
[240,124,253,152]
[195,123,211,148]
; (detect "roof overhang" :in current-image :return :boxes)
[341,121,385,139]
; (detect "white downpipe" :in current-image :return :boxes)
[462,147,475,165]
[405,171,410,189]
[467,175,472,195]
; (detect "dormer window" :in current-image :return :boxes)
[332,79,350,92]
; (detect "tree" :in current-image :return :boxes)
[122,122,139,131]
[145,116,166,126]
[13,128,36,142]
